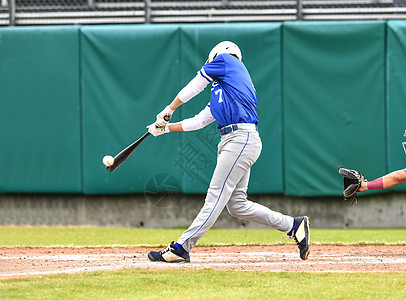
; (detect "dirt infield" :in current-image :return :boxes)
[1,245,405,279]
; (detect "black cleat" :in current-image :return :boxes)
[148,241,190,263]
[288,216,310,260]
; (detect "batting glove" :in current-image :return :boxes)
[156,106,174,127]
[147,122,170,137]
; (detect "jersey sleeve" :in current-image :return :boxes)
[181,104,215,131]
[200,55,226,83]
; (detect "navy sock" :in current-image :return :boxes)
[287,218,298,236]
[174,242,184,252]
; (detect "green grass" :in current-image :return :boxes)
[1,227,405,299]
[0,226,405,247]
[1,269,405,299]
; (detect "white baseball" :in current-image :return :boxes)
[102,155,114,167]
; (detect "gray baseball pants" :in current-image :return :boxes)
[178,123,294,252]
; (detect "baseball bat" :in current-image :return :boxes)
[106,115,170,172]
[106,131,151,172]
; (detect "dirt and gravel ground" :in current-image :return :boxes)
[1,245,405,279]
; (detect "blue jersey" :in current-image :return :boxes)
[199,54,258,129]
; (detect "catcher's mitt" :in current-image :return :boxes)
[338,167,366,205]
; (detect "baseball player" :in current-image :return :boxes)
[357,169,406,192]
[341,130,406,197]
[146,41,310,263]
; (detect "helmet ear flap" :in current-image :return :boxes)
[206,55,215,64]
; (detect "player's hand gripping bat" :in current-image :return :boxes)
[105,115,170,172]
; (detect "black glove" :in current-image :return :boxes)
[338,167,366,205]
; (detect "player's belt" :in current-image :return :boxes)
[220,124,238,135]
[220,123,257,135]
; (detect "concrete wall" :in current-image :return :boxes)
[0,193,405,229]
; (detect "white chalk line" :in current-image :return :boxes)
[1,252,405,278]
[3,252,404,263]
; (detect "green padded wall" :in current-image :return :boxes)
[81,25,182,194]
[1,22,404,196]
[283,21,386,196]
[0,26,81,193]
[386,21,406,191]
[179,23,283,194]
